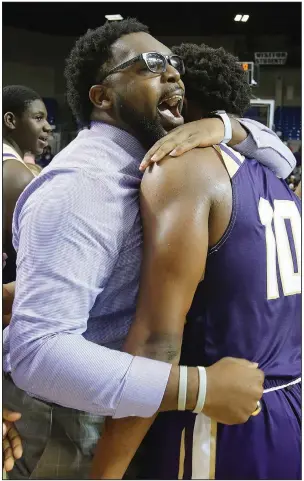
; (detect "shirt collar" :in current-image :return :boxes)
[90,122,146,162]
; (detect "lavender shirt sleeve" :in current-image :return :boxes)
[10,169,171,418]
[233,118,296,179]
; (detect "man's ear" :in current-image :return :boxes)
[4,112,17,131]
[89,85,112,111]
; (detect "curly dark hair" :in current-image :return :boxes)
[3,85,42,119]
[172,43,251,117]
[65,18,149,126]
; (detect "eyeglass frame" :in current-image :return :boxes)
[98,52,185,83]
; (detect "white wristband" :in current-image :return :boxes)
[193,366,207,414]
[178,366,188,411]
[213,110,232,144]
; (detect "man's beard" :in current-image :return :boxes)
[116,95,166,151]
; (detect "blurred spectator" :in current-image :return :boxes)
[290,175,296,183]
[23,152,36,164]
[37,145,53,169]
[286,143,301,191]
[294,148,301,167]
[287,167,301,191]
[3,85,51,284]
[47,131,57,152]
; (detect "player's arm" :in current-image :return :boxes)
[295,180,301,199]
[3,159,34,249]
[139,117,295,179]
[91,148,215,480]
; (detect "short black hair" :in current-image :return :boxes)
[172,43,251,117]
[3,85,42,118]
[65,18,149,127]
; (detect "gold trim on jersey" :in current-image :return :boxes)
[3,142,24,163]
[214,144,245,179]
[178,428,186,480]
[3,142,36,175]
[209,420,218,480]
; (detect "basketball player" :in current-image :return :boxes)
[91,44,301,479]
[3,85,51,284]
[2,86,50,472]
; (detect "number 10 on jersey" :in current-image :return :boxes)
[259,198,301,300]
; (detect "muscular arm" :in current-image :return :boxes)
[91,148,216,479]
[3,159,34,249]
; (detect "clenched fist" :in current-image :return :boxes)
[203,357,264,425]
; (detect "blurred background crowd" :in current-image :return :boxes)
[3,2,301,191]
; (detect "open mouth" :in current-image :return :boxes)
[157,94,184,129]
[38,136,49,147]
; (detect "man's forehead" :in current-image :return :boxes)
[111,32,172,64]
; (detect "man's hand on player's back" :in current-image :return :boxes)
[203,357,264,425]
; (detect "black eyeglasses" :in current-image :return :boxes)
[99,52,185,82]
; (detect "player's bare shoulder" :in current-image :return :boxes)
[141,146,230,205]
[3,157,34,188]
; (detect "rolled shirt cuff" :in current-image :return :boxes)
[113,356,172,418]
[233,119,261,157]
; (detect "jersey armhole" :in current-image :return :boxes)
[208,144,246,255]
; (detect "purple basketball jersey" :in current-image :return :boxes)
[181,144,301,381]
[137,146,301,480]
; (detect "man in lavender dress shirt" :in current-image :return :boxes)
[3,19,296,479]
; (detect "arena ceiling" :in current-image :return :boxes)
[3,2,301,42]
